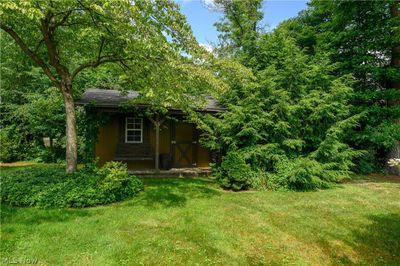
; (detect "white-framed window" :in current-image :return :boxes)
[125,117,143,143]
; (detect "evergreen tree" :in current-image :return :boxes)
[284,0,400,173]
[202,25,362,190]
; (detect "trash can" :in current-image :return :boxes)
[160,153,172,170]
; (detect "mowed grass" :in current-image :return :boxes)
[1,167,399,265]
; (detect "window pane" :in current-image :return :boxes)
[126,117,142,142]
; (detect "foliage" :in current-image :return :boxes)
[268,157,339,191]
[211,0,264,65]
[78,109,111,163]
[0,162,143,208]
[0,0,226,172]
[214,151,253,191]
[0,35,63,162]
[204,0,399,187]
[283,0,400,172]
[202,25,362,190]
[0,125,25,162]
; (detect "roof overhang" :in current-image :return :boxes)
[76,89,224,113]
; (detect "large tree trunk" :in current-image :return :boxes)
[62,82,78,173]
[387,1,400,175]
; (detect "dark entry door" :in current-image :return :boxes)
[172,122,197,168]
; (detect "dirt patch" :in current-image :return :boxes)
[369,173,400,181]
[0,161,37,168]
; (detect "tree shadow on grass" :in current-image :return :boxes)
[0,204,92,226]
[346,174,400,184]
[352,213,400,264]
[133,177,221,208]
[319,212,400,265]
[0,205,95,253]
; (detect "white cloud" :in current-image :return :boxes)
[200,43,214,53]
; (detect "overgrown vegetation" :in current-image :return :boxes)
[201,12,362,191]
[0,162,143,208]
[1,0,398,191]
[1,167,399,265]
[0,0,225,173]
[287,0,400,173]
[196,0,399,191]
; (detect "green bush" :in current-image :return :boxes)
[214,151,253,191]
[214,147,351,191]
[0,162,143,208]
[268,157,336,191]
[0,126,24,162]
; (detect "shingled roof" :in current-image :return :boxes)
[76,89,223,112]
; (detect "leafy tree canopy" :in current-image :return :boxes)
[0,0,226,171]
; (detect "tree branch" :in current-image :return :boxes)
[77,0,114,35]
[119,60,133,71]
[97,37,105,61]
[0,23,60,87]
[54,9,74,28]
[34,39,44,53]
[227,5,244,36]
[41,11,70,79]
[71,55,127,80]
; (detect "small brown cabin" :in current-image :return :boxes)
[77,89,221,172]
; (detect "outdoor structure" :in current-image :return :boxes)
[77,89,222,174]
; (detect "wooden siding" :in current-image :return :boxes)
[95,114,212,169]
[197,146,211,167]
[95,115,119,166]
[148,120,172,155]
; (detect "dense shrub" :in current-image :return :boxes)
[268,157,335,191]
[214,149,350,191]
[200,29,362,191]
[0,126,24,162]
[0,162,143,208]
[214,151,253,191]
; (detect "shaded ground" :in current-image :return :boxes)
[1,169,399,265]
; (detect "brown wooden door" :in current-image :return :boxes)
[172,122,197,168]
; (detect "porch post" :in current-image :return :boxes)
[149,115,165,173]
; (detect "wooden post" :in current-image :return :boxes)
[149,115,165,173]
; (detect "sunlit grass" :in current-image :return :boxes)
[1,165,399,265]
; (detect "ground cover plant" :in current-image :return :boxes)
[0,162,143,208]
[1,165,399,265]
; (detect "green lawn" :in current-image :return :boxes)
[1,168,400,265]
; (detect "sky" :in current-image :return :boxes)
[176,0,309,46]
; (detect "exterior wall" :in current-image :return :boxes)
[148,120,171,155]
[197,146,211,167]
[95,113,212,169]
[95,115,119,166]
